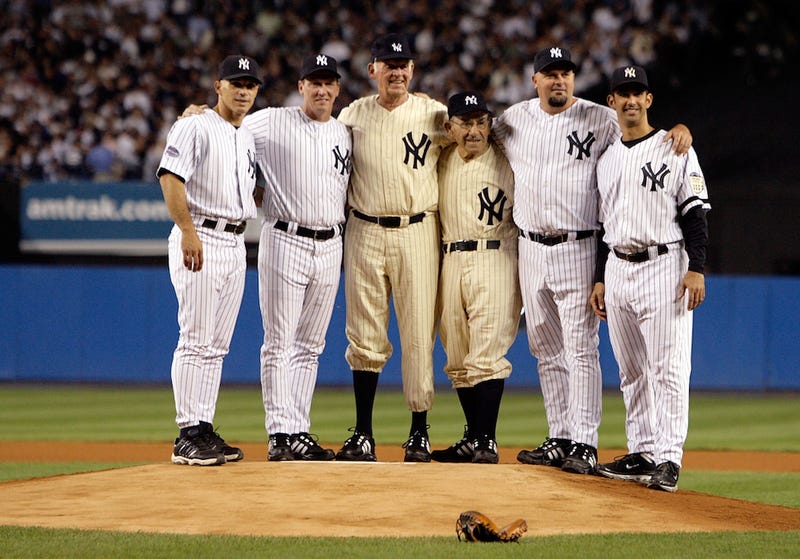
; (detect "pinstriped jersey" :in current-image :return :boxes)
[338,94,448,215]
[158,109,258,222]
[244,107,351,228]
[494,98,619,232]
[438,141,517,245]
[597,129,711,252]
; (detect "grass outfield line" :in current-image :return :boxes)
[0,527,799,559]
[0,386,798,557]
[1,385,799,450]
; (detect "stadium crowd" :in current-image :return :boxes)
[0,0,715,185]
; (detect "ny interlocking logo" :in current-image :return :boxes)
[402,132,432,169]
[392,42,403,52]
[248,149,257,179]
[641,162,670,191]
[316,55,329,66]
[566,130,596,160]
[238,58,250,70]
[477,187,507,225]
[465,95,478,106]
[332,145,351,176]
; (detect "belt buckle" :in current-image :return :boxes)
[380,216,401,228]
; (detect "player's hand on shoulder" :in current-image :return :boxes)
[678,270,705,310]
[664,123,692,155]
[179,104,209,119]
[589,282,607,320]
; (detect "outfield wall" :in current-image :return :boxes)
[0,264,797,390]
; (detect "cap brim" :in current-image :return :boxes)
[221,73,262,84]
[301,70,341,80]
[536,61,577,74]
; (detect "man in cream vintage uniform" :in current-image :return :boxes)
[431,91,521,464]
[335,33,449,462]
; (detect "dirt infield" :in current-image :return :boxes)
[1,443,799,537]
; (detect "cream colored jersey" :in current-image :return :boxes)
[437,141,521,387]
[438,141,517,245]
[339,94,448,215]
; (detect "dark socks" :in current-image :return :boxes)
[456,386,477,438]
[473,379,505,440]
[410,410,428,436]
[353,370,379,434]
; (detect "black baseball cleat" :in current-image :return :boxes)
[596,452,656,483]
[268,433,295,461]
[517,437,571,467]
[561,442,598,474]
[647,461,680,492]
[431,426,473,463]
[335,428,377,461]
[290,432,335,461]
[403,430,431,462]
[200,423,244,462]
[171,429,226,466]
[472,436,499,464]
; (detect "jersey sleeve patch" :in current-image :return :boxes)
[689,172,705,194]
[166,145,180,158]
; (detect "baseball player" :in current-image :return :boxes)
[591,65,710,492]
[334,33,449,462]
[246,54,350,461]
[493,46,693,475]
[431,91,521,464]
[158,55,261,466]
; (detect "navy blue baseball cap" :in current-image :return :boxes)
[300,54,341,80]
[533,46,577,73]
[371,33,413,61]
[219,55,262,84]
[447,91,493,119]
[610,65,649,92]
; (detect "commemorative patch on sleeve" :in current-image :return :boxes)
[166,145,180,158]
[689,173,705,194]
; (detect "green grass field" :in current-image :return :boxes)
[1,384,798,558]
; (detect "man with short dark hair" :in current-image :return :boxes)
[591,65,710,492]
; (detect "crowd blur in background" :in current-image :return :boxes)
[0,0,792,186]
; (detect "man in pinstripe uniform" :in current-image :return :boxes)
[494,46,693,474]
[591,65,710,492]
[245,54,350,461]
[431,91,521,464]
[334,33,449,462]
[158,55,260,466]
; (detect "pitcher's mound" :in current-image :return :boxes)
[1,461,798,537]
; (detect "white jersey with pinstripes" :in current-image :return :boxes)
[242,106,351,436]
[494,97,619,233]
[159,109,258,223]
[492,97,618,449]
[597,129,710,467]
[159,108,258,429]
[244,106,350,228]
[597,129,710,251]
[437,141,521,387]
[338,93,448,411]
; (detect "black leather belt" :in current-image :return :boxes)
[442,240,501,254]
[274,220,339,241]
[519,229,594,246]
[201,218,246,235]
[614,244,669,262]
[352,209,425,228]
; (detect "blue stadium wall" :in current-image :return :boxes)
[0,264,797,390]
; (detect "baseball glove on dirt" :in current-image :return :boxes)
[455,510,527,542]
